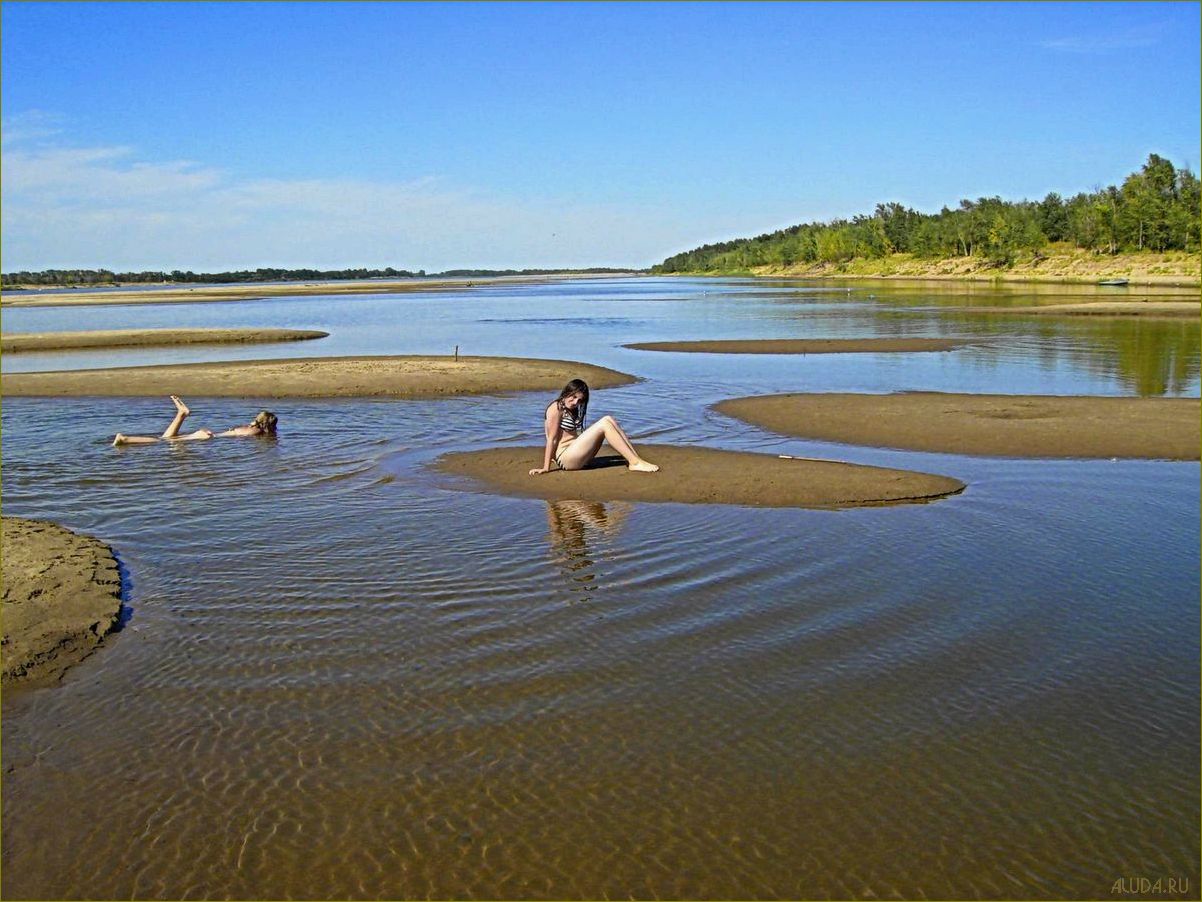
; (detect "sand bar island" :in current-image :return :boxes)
[435,444,966,509]
[1,327,329,353]
[715,392,1201,459]
[1,355,639,398]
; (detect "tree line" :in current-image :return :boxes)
[1,266,420,288]
[653,155,1200,273]
[1,265,638,288]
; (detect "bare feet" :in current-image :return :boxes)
[170,395,190,416]
[628,460,660,473]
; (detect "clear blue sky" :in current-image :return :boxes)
[3,1,1198,271]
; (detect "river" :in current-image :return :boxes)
[1,276,1197,898]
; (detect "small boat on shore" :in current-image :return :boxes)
[1098,278,1130,286]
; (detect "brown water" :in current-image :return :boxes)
[2,278,1198,898]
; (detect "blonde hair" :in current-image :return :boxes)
[253,410,278,434]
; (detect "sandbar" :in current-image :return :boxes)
[1,327,328,353]
[624,338,971,354]
[969,301,1199,318]
[715,392,1201,460]
[434,444,965,509]
[1,516,123,688]
[0,355,637,398]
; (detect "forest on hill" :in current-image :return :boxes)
[653,155,1200,274]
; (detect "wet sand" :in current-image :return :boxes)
[0,273,635,308]
[969,301,1199,318]
[434,444,965,509]
[715,392,1201,459]
[1,327,328,353]
[0,355,637,398]
[1,517,123,688]
[624,338,971,354]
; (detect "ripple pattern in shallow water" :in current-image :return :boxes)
[2,279,1198,899]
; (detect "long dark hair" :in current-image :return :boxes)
[554,379,589,427]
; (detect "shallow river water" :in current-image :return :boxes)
[1,277,1198,899]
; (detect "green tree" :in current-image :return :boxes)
[816,227,856,263]
[1037,192,1069,242]
[1172,168,1201,251]
[874,202,924,253]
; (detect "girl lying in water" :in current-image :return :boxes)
[529,379,659,475]
[113,396,277,445]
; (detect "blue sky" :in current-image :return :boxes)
[2,1,1198,271]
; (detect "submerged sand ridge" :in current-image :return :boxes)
[1,327,329,352]
[1,355,637,398]
[966,301,1199,318]
[624,338,972,354]
[715,392,1201,460]
[1,517,123,687]
[434,444,965,509]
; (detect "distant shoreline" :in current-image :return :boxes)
[0,272,642,308]
[1,269,644,291]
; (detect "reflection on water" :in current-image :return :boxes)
[545,500,631,595]
[924,308,1201,397]
[1081,317,1200,397]
[1,278,1198,899]
[765,277,1199,306]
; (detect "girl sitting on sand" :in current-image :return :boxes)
[529,379,659,475]
[113,396,277,445]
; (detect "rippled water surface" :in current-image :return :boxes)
[2,278,1198,899]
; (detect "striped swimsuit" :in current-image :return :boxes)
[552,403,585,465]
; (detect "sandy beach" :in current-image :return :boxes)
[624,338,972,354]
[715,392,1201,459]
[0,273,635,308]
[434,444,965,509]
[747,249,1201,288]
[1,327,329,353]
[1,516,123,688]
[0,355,637,398]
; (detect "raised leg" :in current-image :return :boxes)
[161,396,191,439]
[557,415,659,472]
[114,397,212,445]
